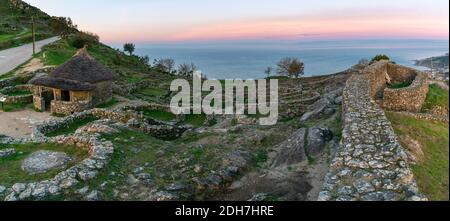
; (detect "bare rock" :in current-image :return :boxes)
[306,127,333,157]
[0,148,16,158]
[398,135,424,164]
[22,151,71,175]
[271,128,307,167]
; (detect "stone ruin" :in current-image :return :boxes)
[366,61,429,112]
[319,61,428,201]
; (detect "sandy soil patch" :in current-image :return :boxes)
[0,109,54,138]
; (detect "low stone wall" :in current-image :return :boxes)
[51,100,92,115]
[318,73,427,201]
[32,108,188,142]
[0,84,34,104]
[364,61,429,112]
[382,73,429,112]
[3,135,114,201]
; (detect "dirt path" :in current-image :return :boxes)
[0,109,54,138]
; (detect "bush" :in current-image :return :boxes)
[371,54,390,63]
[69,31,99,49]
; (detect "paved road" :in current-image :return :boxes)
[0,36,59,76]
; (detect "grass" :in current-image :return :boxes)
[422,84,449,112]
[45,116,100,137]
[184,114,206,127]
[388,81,413,89]
[1,90,32,96]
[1,102,30,112]
[387,112,449,201]
[142,109,176,121]
[137,88,167,97]
[0,142,89,187]
[96,97,119,109]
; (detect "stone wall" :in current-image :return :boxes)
[0,84,34,104]
[382,73,429,112]
[51,100,91,116]
[318,71,427,201]
[364,61,429,112]
[2,135,114,201]
[32,108,188,142]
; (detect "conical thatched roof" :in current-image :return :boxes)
[31,47,116,91]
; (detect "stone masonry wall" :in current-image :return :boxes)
[382,73,429,112]
[318,72,427,201]
[0,84,34,104]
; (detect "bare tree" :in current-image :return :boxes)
[277,57,304,78]
[154,58,176,74]
[264,66,273,78]
[178,62,198,77]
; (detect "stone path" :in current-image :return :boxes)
[318,73,427,201]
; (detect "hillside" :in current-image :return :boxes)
[415,54,449,69]
[0,0,56,49]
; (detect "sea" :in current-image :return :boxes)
[110,39,449,79]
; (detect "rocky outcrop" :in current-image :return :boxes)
[21,150,71,175]
[271,128,307,167]
[318,70,427,201]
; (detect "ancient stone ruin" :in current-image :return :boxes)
[318,61,428,201]
[366,61,429,112]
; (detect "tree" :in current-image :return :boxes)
[371,54,390,64]
[154,58,176,74]
[264,66,273,78]
[178,63,198,77]
[277,57,304,78]
[49,16,77,39]
[123,43,135,56]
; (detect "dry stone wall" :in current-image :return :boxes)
[318,68,427,201]
[0,84,34,104]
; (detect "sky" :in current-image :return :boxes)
[25,0,449,44]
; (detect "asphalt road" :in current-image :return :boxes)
[0,36,59,76]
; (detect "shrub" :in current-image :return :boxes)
[371,54,390,63]
[69,31,99,49]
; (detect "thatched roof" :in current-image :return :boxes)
[30,47,116,91]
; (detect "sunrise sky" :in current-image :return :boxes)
[24,0,449,44]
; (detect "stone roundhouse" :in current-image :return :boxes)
[30,47,116,115]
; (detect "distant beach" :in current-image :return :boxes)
[110,39,449,79]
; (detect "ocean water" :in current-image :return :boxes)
[120,40,449,79]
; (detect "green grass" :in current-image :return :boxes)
[184,114,206,127]
[142,109,176,121]
[422,84,449,112]
[387,112,449,201]
[388,81,413,89]
[1,90,32,96]
[96,97,119,108]
[1,102,30,112]
[40,40,78,66]
[0,142,89,187]
[45,116,100,137]
[137,88,167,97]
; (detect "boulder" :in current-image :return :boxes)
[306,127,333,157]
[271,128,307,167]
[22,151,71,175]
